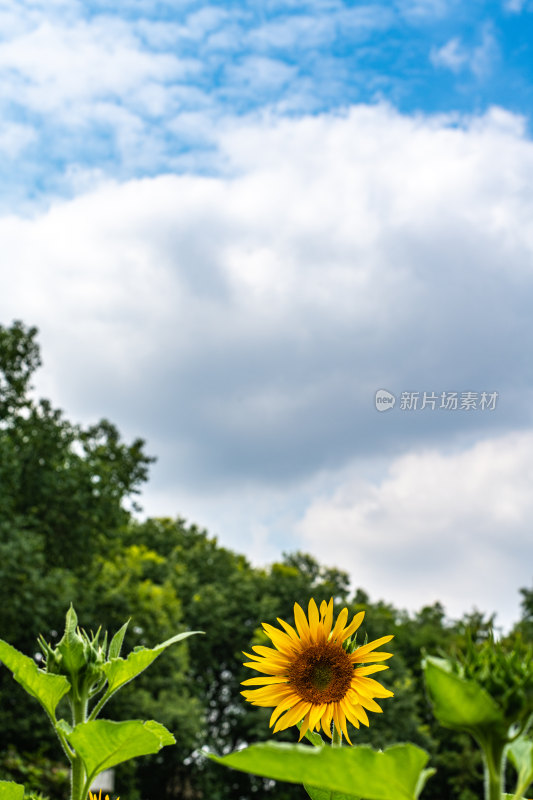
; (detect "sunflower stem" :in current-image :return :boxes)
[477,734,505,800]
[332,724,342,747]
[70,680,88,800]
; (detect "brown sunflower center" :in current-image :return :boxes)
[287,641,353,704]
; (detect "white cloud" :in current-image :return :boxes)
[430,37,466,72]
[0,19,195,113]
[0,121,36,156]
[398,0,454,21]
[470,25,499,78]
[297,431,533,627]
[1,103,533,419]
[430,25,499,78]
[1,104,533,624]
[247,14,334,50]
[225,56,296,94]
[503,0,528,12]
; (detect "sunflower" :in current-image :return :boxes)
[89,792,119,800]
[241,598,394,744]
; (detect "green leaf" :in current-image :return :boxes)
[210,741,432,800]
[507,736,533,800]
[502,795,531,799]
[414,768,437,799]
[423,656,506,736]
[108,621,129,660]
[297,721,324,748]
[102,630,202,701]
[0,781,25,800]
[0,639,70,721]
[304,785,360,800]
[68,719,175,785]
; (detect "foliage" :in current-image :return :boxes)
[0,781,25,800]
[0,607,201,800]
[0,320,153,574]
[424,642,533,800]
[211,741,434,800]
[0,747,69,800]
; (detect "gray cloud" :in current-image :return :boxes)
[1,103,532,624]
[1,105,532,490]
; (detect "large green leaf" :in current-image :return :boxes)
[0,781,25,800]
[508,737,533,800]
[210,741,433,800]
[102,631,201,700]
[423,656,505,735]
[0,639,70,721]
[68,719,175,784]
[304,785,360,800]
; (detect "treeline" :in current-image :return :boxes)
[0,321,531,800]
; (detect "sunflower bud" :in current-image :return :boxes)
[458,633,533,731]
[38,606,108,700]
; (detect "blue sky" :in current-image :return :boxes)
[2,0,533,208]
[1,0,533,628]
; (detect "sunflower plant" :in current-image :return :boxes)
[211,598,436,800]
[424,634,533,800]
[0,606,202,800]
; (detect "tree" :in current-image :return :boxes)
[0,354,153,569]
[0,322,202,799]
[514,586,533,641]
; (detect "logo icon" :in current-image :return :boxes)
[375,389,396,411]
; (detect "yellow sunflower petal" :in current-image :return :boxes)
[269,694,299,726]
[241,676,290,686]
[321,705,334,738]
[308,598,320,638]
[340,611,365,642]
[330,607,348,641]
[358,695,383,713]
[354,651,393,662]
[274,700,312,733]
[337,704,352,744]
[298,710,311,741]
[277,617,300,640]
[251,646,290,664]
[293,602,312,643]
[355,676,394,698]
[241,685,293,703]
[320,598,334,638]
[349,702,370,727]
[262,622,298,654]
[309,702,327,731]
[243,661,286,674]
[352,635,394,658]
[242,650,263,661]
[332,703,343,740]
[352,664,389,676]
[340,698,361,729]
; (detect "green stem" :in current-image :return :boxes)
[70,686,89,800]
[71,756,85,800]
[332,722,342,747]
[479,737,505,800]
[87,689,111,722]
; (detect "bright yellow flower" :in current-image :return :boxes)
[89,791,119,800]
[241,598,394,744]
